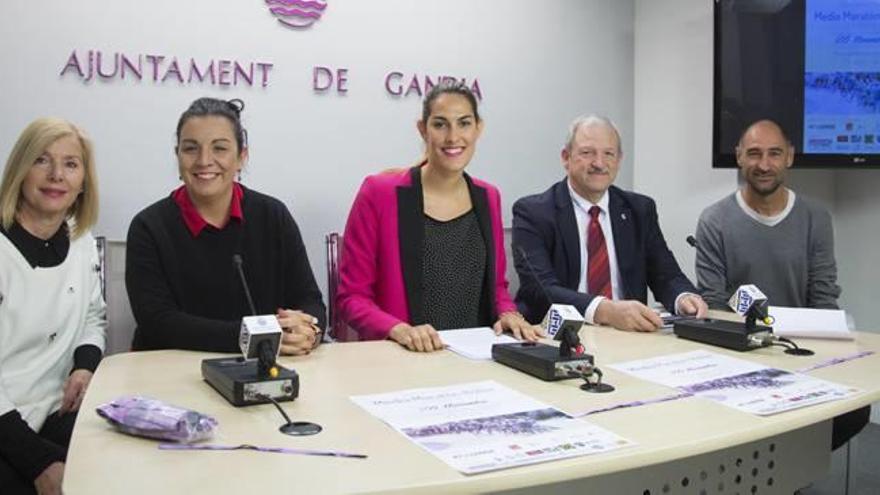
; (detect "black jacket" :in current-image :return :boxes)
[512,180,695,323]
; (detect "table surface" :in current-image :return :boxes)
[65,318,880,494]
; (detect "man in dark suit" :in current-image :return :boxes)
[513,115,707,331]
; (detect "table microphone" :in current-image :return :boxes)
[201,255,303,411]
[491,248,613,392]
[673,284,813,355]
[232,254,283,372]
[727,285,813,355]
[514,247,583,339]
[673,283,773,351]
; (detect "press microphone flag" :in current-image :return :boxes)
[541,304,585,340]
[239,315,283,361]
[728,284,771,323]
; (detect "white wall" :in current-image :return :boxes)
[0,0,635,298]
[5,0,876,338]
[835,171,880,333]
[633,0,736,285]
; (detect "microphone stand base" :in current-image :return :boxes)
[580,382,615,393]
[785,348,815,356]
[280,421,323,436]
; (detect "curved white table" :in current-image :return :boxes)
[65,322,880,494]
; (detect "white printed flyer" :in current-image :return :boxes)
[351,380,633,474]
[610,350,859,416]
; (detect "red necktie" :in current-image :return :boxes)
[587,206,612,299]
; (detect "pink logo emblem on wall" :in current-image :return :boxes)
[266,0,328,28]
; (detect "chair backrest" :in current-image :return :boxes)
[101,239,137,355]
[503,227,520,297]
[95,235,107,301]
[325,232,358,342]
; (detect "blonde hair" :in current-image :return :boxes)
[0,117,99,239]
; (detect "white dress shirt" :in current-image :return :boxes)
[567,181,693,323]
[567,181,622,323]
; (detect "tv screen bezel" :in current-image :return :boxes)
[712,0,880,169]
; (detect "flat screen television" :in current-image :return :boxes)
[714,0,880,168]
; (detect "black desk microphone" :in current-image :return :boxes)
[491,248,613,392]
[200,255,305,416]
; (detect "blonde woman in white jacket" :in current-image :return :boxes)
[0,118,106,495]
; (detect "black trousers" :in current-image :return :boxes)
[832,405,871,451]
[0,411,76,495]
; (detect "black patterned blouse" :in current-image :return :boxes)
[422,210,488,330]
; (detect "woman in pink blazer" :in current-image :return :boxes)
[337,81,540,351]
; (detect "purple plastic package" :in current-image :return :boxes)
[96,396,218,443]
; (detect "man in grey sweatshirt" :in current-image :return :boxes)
[695,119,864,451]
[695,119,840,309]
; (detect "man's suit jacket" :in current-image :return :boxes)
[337,166,517,340]
[512,180,696,323]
